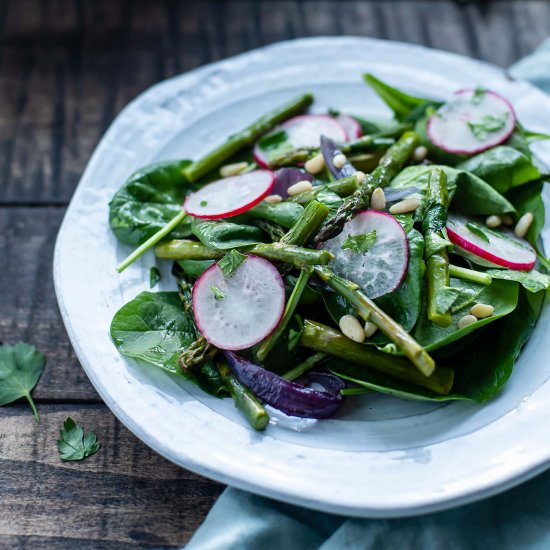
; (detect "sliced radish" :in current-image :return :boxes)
[336,114,362,139]
[427,89,516,155]
[447,214,536,270]
[253,115,347,167]
[184,170,274,219]
[192,255,285,350]
[319,210,409,299]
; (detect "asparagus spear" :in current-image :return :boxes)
[283,352,328,381]
[156,239,334,267]
[253,219,286,241]
[314,266,435,377]
[422,168,453,327]
[300,320,453,395]
[449,264,492,286]
[280,200,330,246]
[314,131,419,243]
[183,94,314,182]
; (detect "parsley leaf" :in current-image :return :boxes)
[211,285,226,300]
[57,418,100,461]
[259,129,288,151]
[149,266,161,288]
[0,342,45,422]
[471,88,486,105]
[341,230,377,254]
[466,222,490,243]
[218,249,247,278]
[467,113,509,141]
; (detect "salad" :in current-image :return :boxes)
[109,74,550,430]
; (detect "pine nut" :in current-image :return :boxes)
[339,315,365,343]
[364,321,378,338]
[470,303,494,319]
[501,214,514,226]
[304,154,325,175]
[457,314,477,329]
[333,153,347,169]
[514,212,534,238]
[287,180,313,196]
[219,161,249,178]
[389,198,421,215]
[413,145,428,162]
[264,194,283,204]
[371,188,386,211]
[485,215,502,228]
[354,171,366,184]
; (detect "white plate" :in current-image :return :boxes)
[53,37,550,517]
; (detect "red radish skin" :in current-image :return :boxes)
[192,255,286,350]
[253,115,347,167]
[184,170,274,219]
[427,89,516,155]
[447,215,536,271]
[319,210,410,299]
[336,114,362,139]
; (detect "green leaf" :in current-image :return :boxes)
[435,286,462,315]
[0,342,46,422]
[177,259,215,280]
[259,129,288,151]
[210,286,226,300]
[341,230,377,254]
[456,146,540,194]
[466,221,490,243]
[467,113,509,141]
[248,201,304,229]
[392,213,415,233]
[109,160,194,246]
[218,249,247,278]
[57,418,100,461]
[314,187,344,216]
[487,268,550,293]
[506,180,545,244]
[149,266,161,288]
[192,219,264,250]
[288,315,304,351]
[110,291,196,373]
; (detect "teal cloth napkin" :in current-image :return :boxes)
[185,40,550,550]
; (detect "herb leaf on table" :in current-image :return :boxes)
[57,418,100,461]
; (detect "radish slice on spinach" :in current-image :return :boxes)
[336,114,362,139]
[427,89,516,155]
[184,170,274,219]
[253,115,347,167]
[447,214,536,270]
[319,210,409,299]
[224,352,343,419]
[272,168,313,198]
[320,135,357,179]
[192,255,285,350]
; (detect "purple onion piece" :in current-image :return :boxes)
[224,352,343,419]
[384,186,421,204]
[320,135,357,179]
[273,168,313,198]
[303,370,347,394]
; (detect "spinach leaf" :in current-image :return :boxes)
[0,342,46,422]
[258,129,288,151]
[315,187,344,216]
[177,259,215,280]
[248,201,304,229]
[109,160,194,246]
[413,279,519,351]
[487,268,550,293]
[192,218,264,250]
[341,231,377,254]
[110,291,196,373]
[506,180,545,244]
[57,418,100,461]
[456,146,540,194]
[149,266,161,288]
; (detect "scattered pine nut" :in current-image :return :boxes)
[412,145,428,162]
[514,212,534,238]
[470,303,494,319]
[485,215,502,228]
[501,214,514,226]
[457,314,477,329]
[333,153,347,169]
[354,171,366,184]
[287,180,313,196]
[304,154,325,175]
[264,194,283,204]
[371,188,386,211]
[364,321,378,339]
[219,161,249,178]
[389,198,421,215]
[339,314,365,343]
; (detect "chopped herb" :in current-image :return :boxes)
[341,230,377,254]
[471,88,486,105]
[218,249,247,278]
[467,113,509,141]
[393,213,415,233]
[57,418,100,462]
[435,286,462,315]
[259,129,288,151]
[149,266,161,288]
[288,315,304,351]
[466,222,490,243]
[200,200,208,207]
[211,286,226,300]
[487,268,550,293]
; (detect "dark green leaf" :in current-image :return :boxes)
[177,259,215,280]
[466,221,490,243]
[435,286,462,314]
[259,129,288,151]
[314,187,344,216]
[218,249,247,278]
[288,315,304,351]
[149,266,161,288]
[487,268,550,293]
[192,219,264,250]
[0,342,45,422]
[57,417,100,461]
[248,201,304,229]
[506,180,545,244]
[341,230,377,254]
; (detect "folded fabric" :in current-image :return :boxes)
[185,39,550,550]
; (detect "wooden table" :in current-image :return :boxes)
[1,1,549,547]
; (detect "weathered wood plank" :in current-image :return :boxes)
[0,404,223,547]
